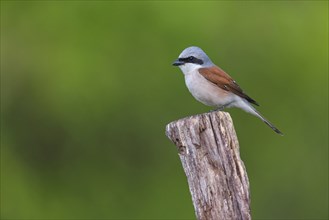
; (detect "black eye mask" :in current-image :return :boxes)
[179,56,204,65]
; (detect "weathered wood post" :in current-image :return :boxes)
[165,111,251,220]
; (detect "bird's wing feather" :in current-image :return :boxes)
[198,66,259,106]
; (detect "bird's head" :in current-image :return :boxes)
[173,46,214,73]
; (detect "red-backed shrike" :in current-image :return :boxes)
[173,46,282,135]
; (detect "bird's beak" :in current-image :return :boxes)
[172,59,184,66]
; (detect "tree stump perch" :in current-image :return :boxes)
[165,111,251,220]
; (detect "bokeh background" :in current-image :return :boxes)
[1,1,328,219]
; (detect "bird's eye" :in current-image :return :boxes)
[189,56,194,61]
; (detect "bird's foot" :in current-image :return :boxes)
[209,106,225,112]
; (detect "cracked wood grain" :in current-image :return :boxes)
[166,111,251,220]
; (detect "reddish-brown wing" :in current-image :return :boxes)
[198,66,259,106]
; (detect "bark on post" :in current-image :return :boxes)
[165,111,251,220]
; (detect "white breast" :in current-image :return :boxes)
[183,68,235,107]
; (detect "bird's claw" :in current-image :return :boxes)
[209,106,225,112]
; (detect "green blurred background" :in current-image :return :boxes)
[1,1,328,219]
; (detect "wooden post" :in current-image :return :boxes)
[165,111,251,220]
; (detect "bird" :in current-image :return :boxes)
[172,46,283,135]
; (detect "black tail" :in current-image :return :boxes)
[253,108,283,135]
